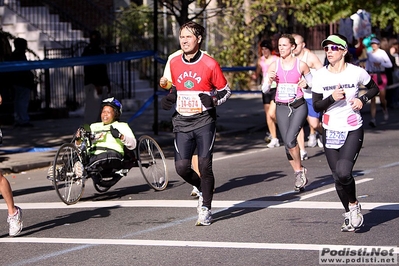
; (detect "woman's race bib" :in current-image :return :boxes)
[277,83,297,101]
[325,129,348,149]
[176,92,202,116]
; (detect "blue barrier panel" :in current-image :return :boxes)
[0,50,155,72]
[0,50,257,72]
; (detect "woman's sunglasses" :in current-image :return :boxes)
[323,45,345,52]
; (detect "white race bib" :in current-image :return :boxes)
[176,92,202,116]
[277,83,297,101]
[325,129,348,149]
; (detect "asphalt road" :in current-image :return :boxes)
[0,120,398,266]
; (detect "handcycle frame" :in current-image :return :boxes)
[51,125,168,205]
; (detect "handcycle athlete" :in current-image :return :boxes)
[48,97,168,204]
[74,97,136,186]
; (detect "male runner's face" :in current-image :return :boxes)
[179,27,200,56]
[293,36,304,56]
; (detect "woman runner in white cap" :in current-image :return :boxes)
[312,34,379,232]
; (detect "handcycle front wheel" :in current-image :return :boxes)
[52,143,85,205]
[137,135,168,191]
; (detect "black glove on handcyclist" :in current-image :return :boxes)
[110,125,122,139]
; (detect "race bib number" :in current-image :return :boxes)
[176,92,202,115]
[325,129,348,149]
[277,83,297,100]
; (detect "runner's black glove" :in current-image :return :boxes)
[161,92,177,110]
[110,126,121,139]
[199,93,214,107]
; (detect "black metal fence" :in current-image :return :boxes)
[42,43,154,112]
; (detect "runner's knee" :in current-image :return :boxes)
[197,157,213,177]
[335,159,354,185]
[175,159,192,177]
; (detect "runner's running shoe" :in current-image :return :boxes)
[300,150,308,160]
[8,206,23,237]
[197,192,203,214]
[267,138,280,148]
[341,212,355,232]
[307,134,317,148]
[349,202,364,228]
[190,186,200,198]
[264,132,272,143]
[196,206,212,226]
[294,167,308,191]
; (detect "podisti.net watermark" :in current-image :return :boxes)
[319,246,398,264]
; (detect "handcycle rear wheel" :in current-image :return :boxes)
[52,143,85,205]
[137,135,168,191]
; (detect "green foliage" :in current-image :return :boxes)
[272,0,399,33]
[250,0,399,33]
[211,0,271,90]
[116,3,154,51]
[211,0,399,90]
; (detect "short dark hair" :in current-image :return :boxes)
[14,38,27,50]
[260,40,273,51]
[180,21,205,45]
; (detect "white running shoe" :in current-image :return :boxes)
[341,212,355,232]
[300,150,308,161]
[197,192,203,214]
[196,206,212,226]
[7,206,23,237]
[349,203,364,228]
[264,132,272,143]
[307,134,317,148]
[266,138,280,148]
[294,167,308,191]
[190,186,200,198]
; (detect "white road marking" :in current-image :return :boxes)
[1,200,398,211]
[214,148,270,161]
[0,237,398,253]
